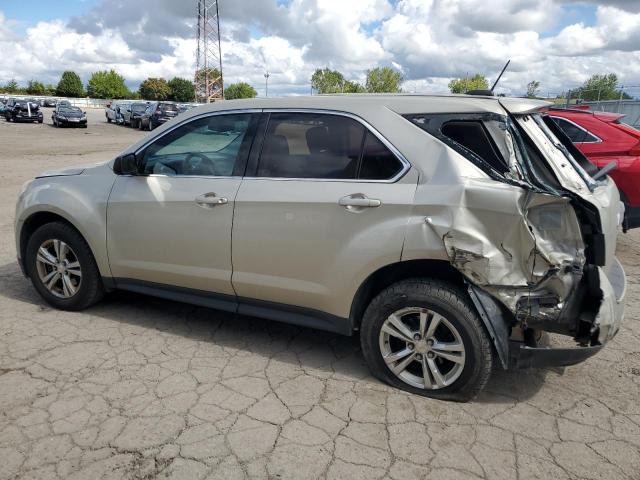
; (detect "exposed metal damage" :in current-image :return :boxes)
[404,103,626,368]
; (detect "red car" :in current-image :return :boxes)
[548,106,640,231]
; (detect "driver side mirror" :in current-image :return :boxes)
[113,153,139,175]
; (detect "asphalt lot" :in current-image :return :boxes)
[0,108,639,480]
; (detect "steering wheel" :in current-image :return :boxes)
[182,152,218,176]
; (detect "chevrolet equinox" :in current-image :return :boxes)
[15,95,627,401]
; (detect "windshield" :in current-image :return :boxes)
[60,107,81,114]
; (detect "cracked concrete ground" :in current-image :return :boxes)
[1,110,639,480]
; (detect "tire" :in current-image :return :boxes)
[360,279,493,402]
[38,118,43,124]
[107,116,112,123]
[148,120,153,131]
[25,222,104,311]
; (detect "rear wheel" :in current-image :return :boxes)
[25,222,104,311]
[360,279,493,402]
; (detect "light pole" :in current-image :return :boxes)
[264,72,270,97]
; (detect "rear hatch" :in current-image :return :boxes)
[509,107,621,275]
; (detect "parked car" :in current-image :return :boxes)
[124,102,149,128]
[14,95,626,401]
[56,100,72,108]
[52,105,87,128]
[43,98,58,108]
[138,101,179,130]
[4,99,43,123]
[548,107,640,231]
[105,101,129,124]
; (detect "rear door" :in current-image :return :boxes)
[231,111,418,319]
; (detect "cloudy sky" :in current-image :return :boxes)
[1,0,639,97]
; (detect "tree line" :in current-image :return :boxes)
[447,72,631,100]
[1,68,631,102]
[0,69,258,101]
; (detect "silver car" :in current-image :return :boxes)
[14,95,626,401]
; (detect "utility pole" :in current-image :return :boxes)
[195,0,223,103]
[264,72,270,97]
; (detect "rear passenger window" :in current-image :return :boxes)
[550,117,599,143]
[257,113,404,180]
[359,131,404,180]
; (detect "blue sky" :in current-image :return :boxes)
[1,0,98,25]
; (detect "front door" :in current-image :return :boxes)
[107,111,257,295]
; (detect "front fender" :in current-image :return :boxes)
[15,163,116,277]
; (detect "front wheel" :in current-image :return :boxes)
[25,222,104,311]
[360,279,493,402]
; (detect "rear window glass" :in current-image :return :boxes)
[257,112,404,180]
[159,103,178,112]
[358,131,404,180]
[550,117,599,143]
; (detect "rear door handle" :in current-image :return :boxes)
[195,193,228,208]
[339,194,382,209]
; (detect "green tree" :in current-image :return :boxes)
[224,82,257,100]
[448,74,489,94]
[44,84,57,96]
[87,70,129,99]
[572,73,631,101]
[26,80,46,95]
[139,77,171,100]
[3,79,20,93]
[526,80,540,98]
[56,71,84,97]
[311,68,346,94]
[344,80,366,93]
[365,67,403,93]
[168,77,195,102]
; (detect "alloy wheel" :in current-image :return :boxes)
[379,307,466,389]
[35,239,82,298]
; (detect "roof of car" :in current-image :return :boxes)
[179,94,550,120]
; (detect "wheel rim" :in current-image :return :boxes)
[379,307,466,390]
[35,239,82,299]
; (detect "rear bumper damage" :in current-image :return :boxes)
[507,257,625,368]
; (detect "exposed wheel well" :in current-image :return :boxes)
[349,259,466,330]
[19,212,80,272]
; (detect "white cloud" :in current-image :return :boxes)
[0,0,639,97]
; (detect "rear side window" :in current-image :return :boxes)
[550,117,599,143]
[440,121,507,173]
[257,112,404,180]
[407,113,510,175]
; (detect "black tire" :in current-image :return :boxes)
[25,222,104,311]
[360,279,493,402]
[107,116,112,123]
[38,118,43,124]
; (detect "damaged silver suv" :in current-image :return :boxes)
[15,95,626,401]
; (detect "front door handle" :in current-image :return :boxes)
[339,194,382,210]
[195,193,228,208]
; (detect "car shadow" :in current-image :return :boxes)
[0,261,547,402]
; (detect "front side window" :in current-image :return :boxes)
[550,117,599,143]
[257,112,404,180]
[139,113,252,176]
